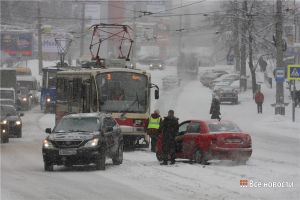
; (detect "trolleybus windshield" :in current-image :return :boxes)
[96,72,148,113]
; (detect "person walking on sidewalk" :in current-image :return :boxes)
[255,89,264,113]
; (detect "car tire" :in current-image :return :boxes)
[193,149,208,165]
[112,143,123,165]
[1,135,9,143]
[44,162,54,171]
[95,148,106,170]
[17,131,22,138]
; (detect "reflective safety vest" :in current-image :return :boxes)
[147,117,161,129]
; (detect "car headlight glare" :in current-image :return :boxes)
[84,138,99,147]
[159,64,162,67]
[2,129,6,133]
[16,121,21,125]
[46,98,51,102]
[150,64,153,67]
[43,139,54,149]
[22,97,27,101]
[2,120,7,124]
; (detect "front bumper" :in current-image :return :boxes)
[42,146,100,165]
[210,147,252,161]
[8,125,21,137]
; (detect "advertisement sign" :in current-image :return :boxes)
[1,31,33,57]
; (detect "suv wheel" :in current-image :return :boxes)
[95,148,106,170]
[112,143,123,165]
[44,162,54,171]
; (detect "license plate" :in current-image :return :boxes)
[226,138,242,143]
[59,148,77,155]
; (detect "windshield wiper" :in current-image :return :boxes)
[120,92,140,118]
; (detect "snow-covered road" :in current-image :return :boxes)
[1,65,299,200]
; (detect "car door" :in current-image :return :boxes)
[182,122,201,156]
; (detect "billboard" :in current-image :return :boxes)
[1,31,33,57]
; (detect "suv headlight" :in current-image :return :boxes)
[43,139,54,149]
[22,97,27,101]
[84,138,99,147]
[46,97,51,102]
[16,121,22,125]
[2,120,7,125]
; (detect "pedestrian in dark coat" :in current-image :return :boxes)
[210,97,221,120]
[145,109,162,152]
[161,110,179,165]
[255,89,264,113]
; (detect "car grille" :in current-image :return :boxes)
[8,121,15,128]
[53,140,83,148]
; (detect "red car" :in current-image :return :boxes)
[156,120,252,164]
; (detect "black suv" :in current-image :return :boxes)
[0,105,23,138]
[42,113,123,171]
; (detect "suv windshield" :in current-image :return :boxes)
[54,117,100,133]
[0,106,17,117]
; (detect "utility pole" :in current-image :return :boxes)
[233,0,240,72]
[240,0,247,91]
[275,0,285,115]
[178,0,183,55]
[37,1,43,74]
[80,3,85,57]
[292,0,297,122]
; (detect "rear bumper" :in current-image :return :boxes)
[220,97,238,102]
[210,147,252,160]
[42,147,100,165]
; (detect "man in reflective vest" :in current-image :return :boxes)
[145,109,162,152]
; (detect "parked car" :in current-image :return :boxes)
[42,112,123,171]
[156,120,252,164]
[213,85,239,104]
[200,70,228,87]
[0,119,9,143]
[162,75,181,90]
[0,105,23,138]
[209,73,240,89]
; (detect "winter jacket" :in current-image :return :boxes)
[255,92,264,104]
[210,98,221,117]
[161,116,179,140]
[145,113,162,136]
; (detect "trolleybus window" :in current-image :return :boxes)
[96,72,148,113]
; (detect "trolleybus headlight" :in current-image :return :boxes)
[84,138,99,147]
[16,121,22,125]
[43,139,54,149]
[134,119,143,125]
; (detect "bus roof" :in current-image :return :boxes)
[57,67,149,76]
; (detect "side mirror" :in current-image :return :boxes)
[155,89,159,99]
[45,128,52,134]
[20,113,24,117]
